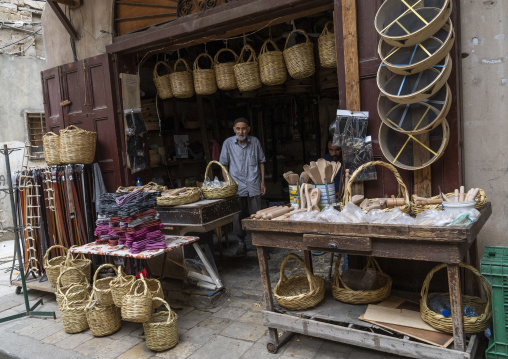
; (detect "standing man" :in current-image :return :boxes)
[219,117,266,256]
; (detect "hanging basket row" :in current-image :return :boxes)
[43,125,97,165]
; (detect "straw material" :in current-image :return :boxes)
[157,187,201,206]
[193,53,217,95]
[170,59,195,98]
[420,262,492,334]
[146,278,164,309]
[283,29,315,80]
[273,253,325,310]
[342,161,412,214]
[85,292,121,337]
[44,245,68,288]
[259,39,287,86]
[43,132,62,165]
[153,61,173,99]
[233,44,262,92]
[121,274,152,323]
[93,263,118,306]
[214,48,238,90]
[71,252,91,282]
[56,282,90,309]
[116,181,168,193]
[61,297,89,334]
[201,161,238,199]
[60,125,97,164]
[318,22,337,68]
[144,298,179,352]
[332,255,392,304]
[59,260,89,289]
[411,188,488,215]
[110,266,135,308]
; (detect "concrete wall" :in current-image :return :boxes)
[461,0,507,249]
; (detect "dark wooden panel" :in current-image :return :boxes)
[41,67,64,133]
[116,0,178,36]
[303,234,372,253]
[158,196,240,225]
[60,61,86,127]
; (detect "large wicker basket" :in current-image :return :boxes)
[170,58,195,98]
[259,39,287,86]
[44,245,68,288]
[193,53,217,95]
[214,48,238,90]
[71,252,91,282]
[342,161,411,214]
[110,266,135,307]
[117,181,168,193]
[85,291,121,337]
[233,44,262,92]
[411,189,487,215]
[332,254,392,304]
[61,297,89,334]
[59,262,89,289]
[201,161,238,199]
[273,253,325,310]
[56,279,90,309]
[143,298,179,352]
[60,125,97,164]
[420,262,492,334]
[153,61,173,99]
[92,263,117,306]
[157,187,201,206]
[283,29,315,79]
[121,274,152,323]
[43,132,62,165]
[318,22,337,68]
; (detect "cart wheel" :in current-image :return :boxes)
[15,286,22,295]
[267,342,278,354]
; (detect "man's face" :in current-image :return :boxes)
[328,142,342,161]
[234,122,250,141]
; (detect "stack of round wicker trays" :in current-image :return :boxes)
[374,0,455,171]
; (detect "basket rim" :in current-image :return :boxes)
[153,61,172,78]
[284,29,311,50]
[214,48,238,65]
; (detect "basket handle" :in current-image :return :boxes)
[203,160,234,185]
[85,289,97,310]
[284,29,311,50]
[279,253,317,292]
[43,244,68,264]
[64,283,87,298]
[92,263,118,288]
[152,297,176,323]
[332,254,384,290]
[57,265,88,289]
[153,61,171,78]
[43,132,59,138]
[214,48,238,65]
[260,39,281,55]
[236,44,257,64]
[320,21,334,37]
[130,272,150,297]
[62,125,82,132]
[174,58,191,73]
[193,53,214,71]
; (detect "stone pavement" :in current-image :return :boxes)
[0,237,487,359]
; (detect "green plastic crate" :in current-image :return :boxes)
[480,246,508,345]
[486,339,508,359]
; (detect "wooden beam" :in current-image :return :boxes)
[341,0,360,112]
[46,0,78,41]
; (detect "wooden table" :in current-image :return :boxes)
[243,203,492,359]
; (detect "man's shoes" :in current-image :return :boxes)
[236,243,247,257]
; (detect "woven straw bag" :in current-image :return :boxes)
[157,187,201,206]
[43,132,62,165]
[153,61,173,99]
[259,39,287,86]
[193,53,217,95]
[110,266,135,307]
[44,245,68,288]
[214,48,238,90]
[233,44,262,92]
[144,298,179,352]
[61,297,89,334]
[60,125,97,164]
[117,181,168,193]
[420,262,492,334]
[56,280,90,309]
[85,291,121,337]
[121,273,153,323]
[146,278,164,309]
[318,22,337,68]
[332,254,392,304]
[283,29,315,79]
[71,252,91,282]
[201,161,238,199]
[273,253,325,310]
[59,261,89,289]
[411,189,487,215]
[170,59,194,98]
[342,161,412,214]
[92,263,118,306]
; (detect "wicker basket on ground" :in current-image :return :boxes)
[233,44,262,92]
[92,263,118,306]
[110,266,135,307]
[193,53,217,95]
[157,187,201,206]
[58,263,89,289]
[170,58,195,98]
[273,253,325,310]
[71,252,91,282]
[214,48,238,90]
[60,125,97,164]
[43,132,62,165]
[283,29,315,79]
[56,280,90,309]
[332,254,392,304]
[44,245,69,288]
[85,290,121,337]
[61,297,89,334]
[153,61,173,99]
[201,161,238,199]
[143,297,179,351]
[318,22,337,68]
[259,39,287,86]
[121,273,152,323]
[420,262,492,334]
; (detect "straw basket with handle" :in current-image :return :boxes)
[61,296,89,334]
[56,278,90,309]
[85,290,121,337]
[259,39,287,86]
[411,188,487,215]
[58,261,89,289]
[193,53,217,95]
[44,245,68,288]
[153,61,173,99]
[59,125,97,164]
[273,253,325,310]
[283,29,315,79]
[71,251,91,282]
[214,48,238,90]
[201,161,238,199]
[170,58,195,98]
[92,263,118,306]
[144,297,179,352]
[110,266,135,307]
[233,44,262,92]
[121,273,152,323]
[43,132,62,165]
[146,278,164,309]
[420,262,492,334]
[332,254,392,304]
[318,22,337,68]
[157,187,201,206]
[342,161,411,214]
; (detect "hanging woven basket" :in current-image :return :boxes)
[201,161,238,199]
[153,61,173,99]
[143,297,179,352]
[59,125,97,164]
[259,39,287,86]
[44,245,68,288]
[233,44,262,92]
[85,290,121,337]
[121,273,153,323]
[283,29,315,80]
[193,53,217,95]
[43,132,62,165]
[214,48,238,90]
[318,21,337,68]
[92,263,118,306]
[170,58,195,98]
[110,266,135,307]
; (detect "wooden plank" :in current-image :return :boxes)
[303,234,372,253]
[120,73,142,170]
[158,197,240,226]
[341,0,360,112]
[448,264,465,351]
[363,305,440,332]
[11,279,54,294]
[257,246,280,347]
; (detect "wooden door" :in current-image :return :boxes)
[41,66,64,133]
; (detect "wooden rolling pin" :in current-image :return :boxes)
[386,198,405,208]
[252,205,288,219]
[351,195,364,206]
[466,188,480,202]
[265,207,293,220]
[459,186,465,202]
[415,199,443,206]
[272,208,306,221]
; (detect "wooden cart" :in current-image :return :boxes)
[243,203,492,359]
